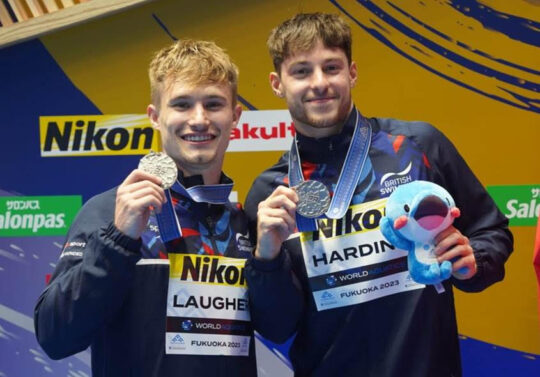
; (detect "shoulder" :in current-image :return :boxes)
[370,117,454,156]
[245,153,289,211]
[84,187,118,209]
[81,187,117,215]
[371,117,445,140]
[69,187,118,232]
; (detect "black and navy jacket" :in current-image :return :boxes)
[244,108,513,377]
[34,173,257,377]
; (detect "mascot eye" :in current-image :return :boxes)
[404,204,410,213]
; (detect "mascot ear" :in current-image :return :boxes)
[380,217,413,250]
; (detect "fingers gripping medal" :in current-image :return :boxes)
[138,151,178,189]
[138,151,181,241]
[294,180,331,218]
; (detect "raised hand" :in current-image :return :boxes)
[255,186,298,260]
[114,169,167,239]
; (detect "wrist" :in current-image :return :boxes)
[255,246,280,261]
[104,223,141,252]
[248,247,287,272]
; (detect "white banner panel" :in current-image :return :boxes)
[229,110,294,152]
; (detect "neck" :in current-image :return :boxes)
[179,165,222,185]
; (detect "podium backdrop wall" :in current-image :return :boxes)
[1,1,539,376]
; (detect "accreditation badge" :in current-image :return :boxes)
[300,198,425,311]
[165,254,251,356]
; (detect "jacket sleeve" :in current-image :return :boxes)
[414,123,513,292]
[34,191,142,359]
[244,174,305,343]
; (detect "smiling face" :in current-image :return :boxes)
[270,39,357,138]
[147,79,241,181]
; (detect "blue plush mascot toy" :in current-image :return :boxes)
[380,180,461,288]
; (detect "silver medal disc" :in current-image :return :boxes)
[138,151,178,189]
[295,180,331,218]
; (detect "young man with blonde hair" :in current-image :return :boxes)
[245,13,512,377]
[35,39,257,376]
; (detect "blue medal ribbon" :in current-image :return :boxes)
[289,109,372,232]
[155,177,233,242]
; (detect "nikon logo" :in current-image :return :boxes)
[312,205,385,241]
[39,115,159,156]
[178,255,246,287]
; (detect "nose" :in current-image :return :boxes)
[310,67,329,93]
[187,104,210,129]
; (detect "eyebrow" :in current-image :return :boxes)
[167,94,227,106]
[289,57,344,66]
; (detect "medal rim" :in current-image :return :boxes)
[138,151,178,189]
[295,180,330,218]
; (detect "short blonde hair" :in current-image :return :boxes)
[268,13,352,73]
[149,39,239,107]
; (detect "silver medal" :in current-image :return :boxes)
[138,151,178,189]
[295,180,331,218]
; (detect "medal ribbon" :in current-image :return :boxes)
[288,109,372,232]
[155,179,233,242]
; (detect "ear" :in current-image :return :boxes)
[147,104,160,130]
[269,72,284,98]
[349,61,358,88]
[232,103,242,127]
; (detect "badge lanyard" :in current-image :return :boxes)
[155,179,233,242]
[288,109,372,232]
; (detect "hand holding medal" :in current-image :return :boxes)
[137,151,234,243]
[253,178,329,261]
[113,152,171,239]
[137,151,182,242]
[255,185,298,260]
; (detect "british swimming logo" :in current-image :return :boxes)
[379,162,413,195]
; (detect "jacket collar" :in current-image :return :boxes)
[295,107,357,164]
[177,171,232,188]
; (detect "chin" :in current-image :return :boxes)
[306,115,340,128]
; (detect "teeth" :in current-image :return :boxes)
[183,135,213,142]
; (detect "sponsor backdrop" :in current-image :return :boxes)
[1,0,539,376]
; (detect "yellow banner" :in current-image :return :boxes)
[169,254,247,288]
[302,198,387,242]
[39,115,159,156]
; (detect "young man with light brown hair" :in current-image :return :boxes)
[35,39,257,377]
[245,13,512,377]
